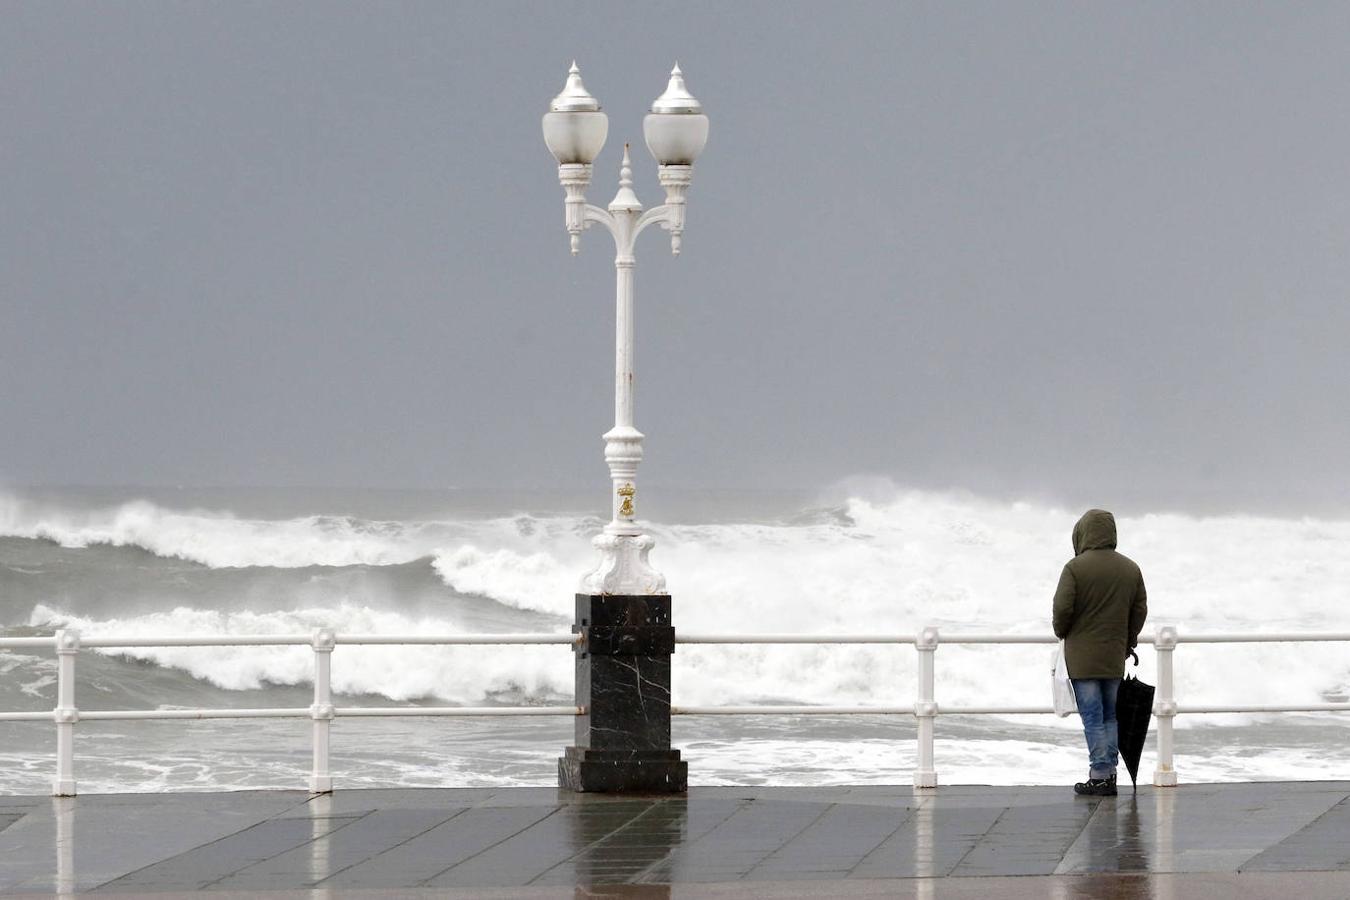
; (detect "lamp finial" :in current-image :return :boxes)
[550,62,601,112]
[650,64,702,114]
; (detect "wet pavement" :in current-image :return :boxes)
[2,783,1350,896]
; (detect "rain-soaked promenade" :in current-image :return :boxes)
[3,782,1350,897]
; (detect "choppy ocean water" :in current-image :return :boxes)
[2,484,1349,794]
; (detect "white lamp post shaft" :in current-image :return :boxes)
[614,255,635,432]
[543,64,708,596]
[579,147,676,594]
[607,254,640,531]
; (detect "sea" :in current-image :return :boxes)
[2,483,1349,794]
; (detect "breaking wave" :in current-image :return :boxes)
[26,603,571,704]
[4,484,1348,715]
[0,496,446,568]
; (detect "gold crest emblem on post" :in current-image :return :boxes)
[617,483,636,517]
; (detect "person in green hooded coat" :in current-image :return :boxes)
[1052,509,1147,796]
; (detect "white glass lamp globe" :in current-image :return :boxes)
[543,62,608,165]
[643,64,709,166]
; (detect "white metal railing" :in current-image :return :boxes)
[4,623,1350,795]
[0,629,582,796]
[676,625,1350,788]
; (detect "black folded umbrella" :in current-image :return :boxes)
[1116,651,1155,789]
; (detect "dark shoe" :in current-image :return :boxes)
[1074,777,1118,796]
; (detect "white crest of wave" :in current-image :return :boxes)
[0,493,598,578]
[0,495,442,568]
[29,604,570,702]
[431,546,576,617]
[660,493,1350,711]
[14,487,1350,713]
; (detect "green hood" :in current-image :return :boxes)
[1072,509,1117,555]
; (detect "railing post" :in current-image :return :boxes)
[52,629,80,797]
[1152,624,1178,787]
[309,629,336,794]
[913,625,939,789]
[54,794,74,895]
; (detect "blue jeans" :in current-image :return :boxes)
[1071,678,1120,779]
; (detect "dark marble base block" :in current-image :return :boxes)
[561,593,684,793]
[558,747,687,793]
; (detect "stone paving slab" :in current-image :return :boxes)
[2,783,1350,894]
[1239,794,1350,872]
[1056,782,1348,875]
[91,814,362,893]
[0,790,312,894]
[325,805,548,889]
[13,872,1350,899]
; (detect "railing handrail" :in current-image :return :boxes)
[673,705,916,716]
[10,630,1350,650]
[679,631,1350,645]
[3,633,582,649]
[0,637,61,649]
[6,624,1350,796]
[678,633,917,644]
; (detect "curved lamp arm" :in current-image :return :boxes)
[634,204,674,244]
[562,151,692,257]
[586,204,680,258]
[583,204,618,240]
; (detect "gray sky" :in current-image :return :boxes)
[3,2,1349,514]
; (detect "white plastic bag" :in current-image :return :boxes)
[1052,640,1077,717]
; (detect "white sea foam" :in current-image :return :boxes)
[431,545,577,617]
[12,488,1350,714]
[28,603,572,703]
[0,496,437,568]
[0,494,595,609]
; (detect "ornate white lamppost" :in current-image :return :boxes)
[542,62,709,596]
[543,62,708,794]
